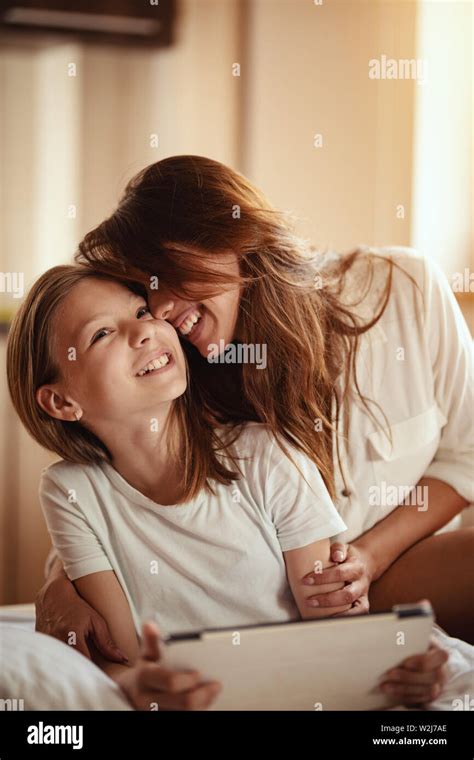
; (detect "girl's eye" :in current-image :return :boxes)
[89,305,149,345]
[91,328,110,345]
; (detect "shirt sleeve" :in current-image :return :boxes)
[421,255,474,503]
[39,468,113,581]
[262,436,347,552]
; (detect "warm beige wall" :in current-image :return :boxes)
[0,0,242,603]
[0,0,241,285]
[0,341,13,603]
[243,0,417,253]
[411,0,472,274]
[79,0,241,233]
[244,0,472,275]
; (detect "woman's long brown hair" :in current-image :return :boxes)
[76,155,417,501]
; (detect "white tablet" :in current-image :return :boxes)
[161,602,434,710]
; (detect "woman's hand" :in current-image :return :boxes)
[35,570,128,664]
[301,542,373,615]
[379,637,449,706]
[117,622,222,711]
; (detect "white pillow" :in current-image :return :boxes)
[0,624,133,710]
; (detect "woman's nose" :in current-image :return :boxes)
[150,297,175,321]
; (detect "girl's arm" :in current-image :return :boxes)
[283,538,352,618]
[37,473,133,663]
[38,473,221,709]
[73,571,221,710]
[73,570,140,669]
[35,558,129,663]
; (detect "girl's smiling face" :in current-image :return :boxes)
[37,277,187,429]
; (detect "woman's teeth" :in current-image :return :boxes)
[178,310,202,337]
[137,354,170,376]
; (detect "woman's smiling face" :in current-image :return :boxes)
[42,277,187,427]
[145,250,242,358]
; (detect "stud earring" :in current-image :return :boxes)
[73,410,82,422]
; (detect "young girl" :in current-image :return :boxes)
[68,155,473,643]
[7,265,362,710]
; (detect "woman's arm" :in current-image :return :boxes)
[306,250,473,606]
[284,538,352,618]
[307,475,468,609]
[352,251,470,579]
[353,476,468,582]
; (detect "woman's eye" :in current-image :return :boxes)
[136,306,151,319]
[91,328,110,345]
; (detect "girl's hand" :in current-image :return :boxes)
[117,621,222,711]
[379,637,449,706]
[301,543,372,615]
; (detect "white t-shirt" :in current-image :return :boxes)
[39,423,347,637]
[328,246,473,539]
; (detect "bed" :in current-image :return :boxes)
[0,603,472,711]
[0,604,132,710]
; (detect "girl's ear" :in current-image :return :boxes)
[36,385,81,422]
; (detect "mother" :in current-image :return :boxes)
[37,155,473,648]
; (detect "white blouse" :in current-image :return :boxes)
[328,245,473,542]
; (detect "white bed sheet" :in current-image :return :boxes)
[0,605,132,711]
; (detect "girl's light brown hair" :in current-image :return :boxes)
[76,155,417,500]
[7,264,242,501]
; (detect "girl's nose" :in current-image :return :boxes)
[134,319,156,346]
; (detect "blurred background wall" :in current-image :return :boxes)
[0,0,472,603]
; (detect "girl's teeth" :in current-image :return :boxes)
[137,354,170,376]
[179,311,202,336]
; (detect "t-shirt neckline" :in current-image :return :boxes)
[100,461,206,512]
